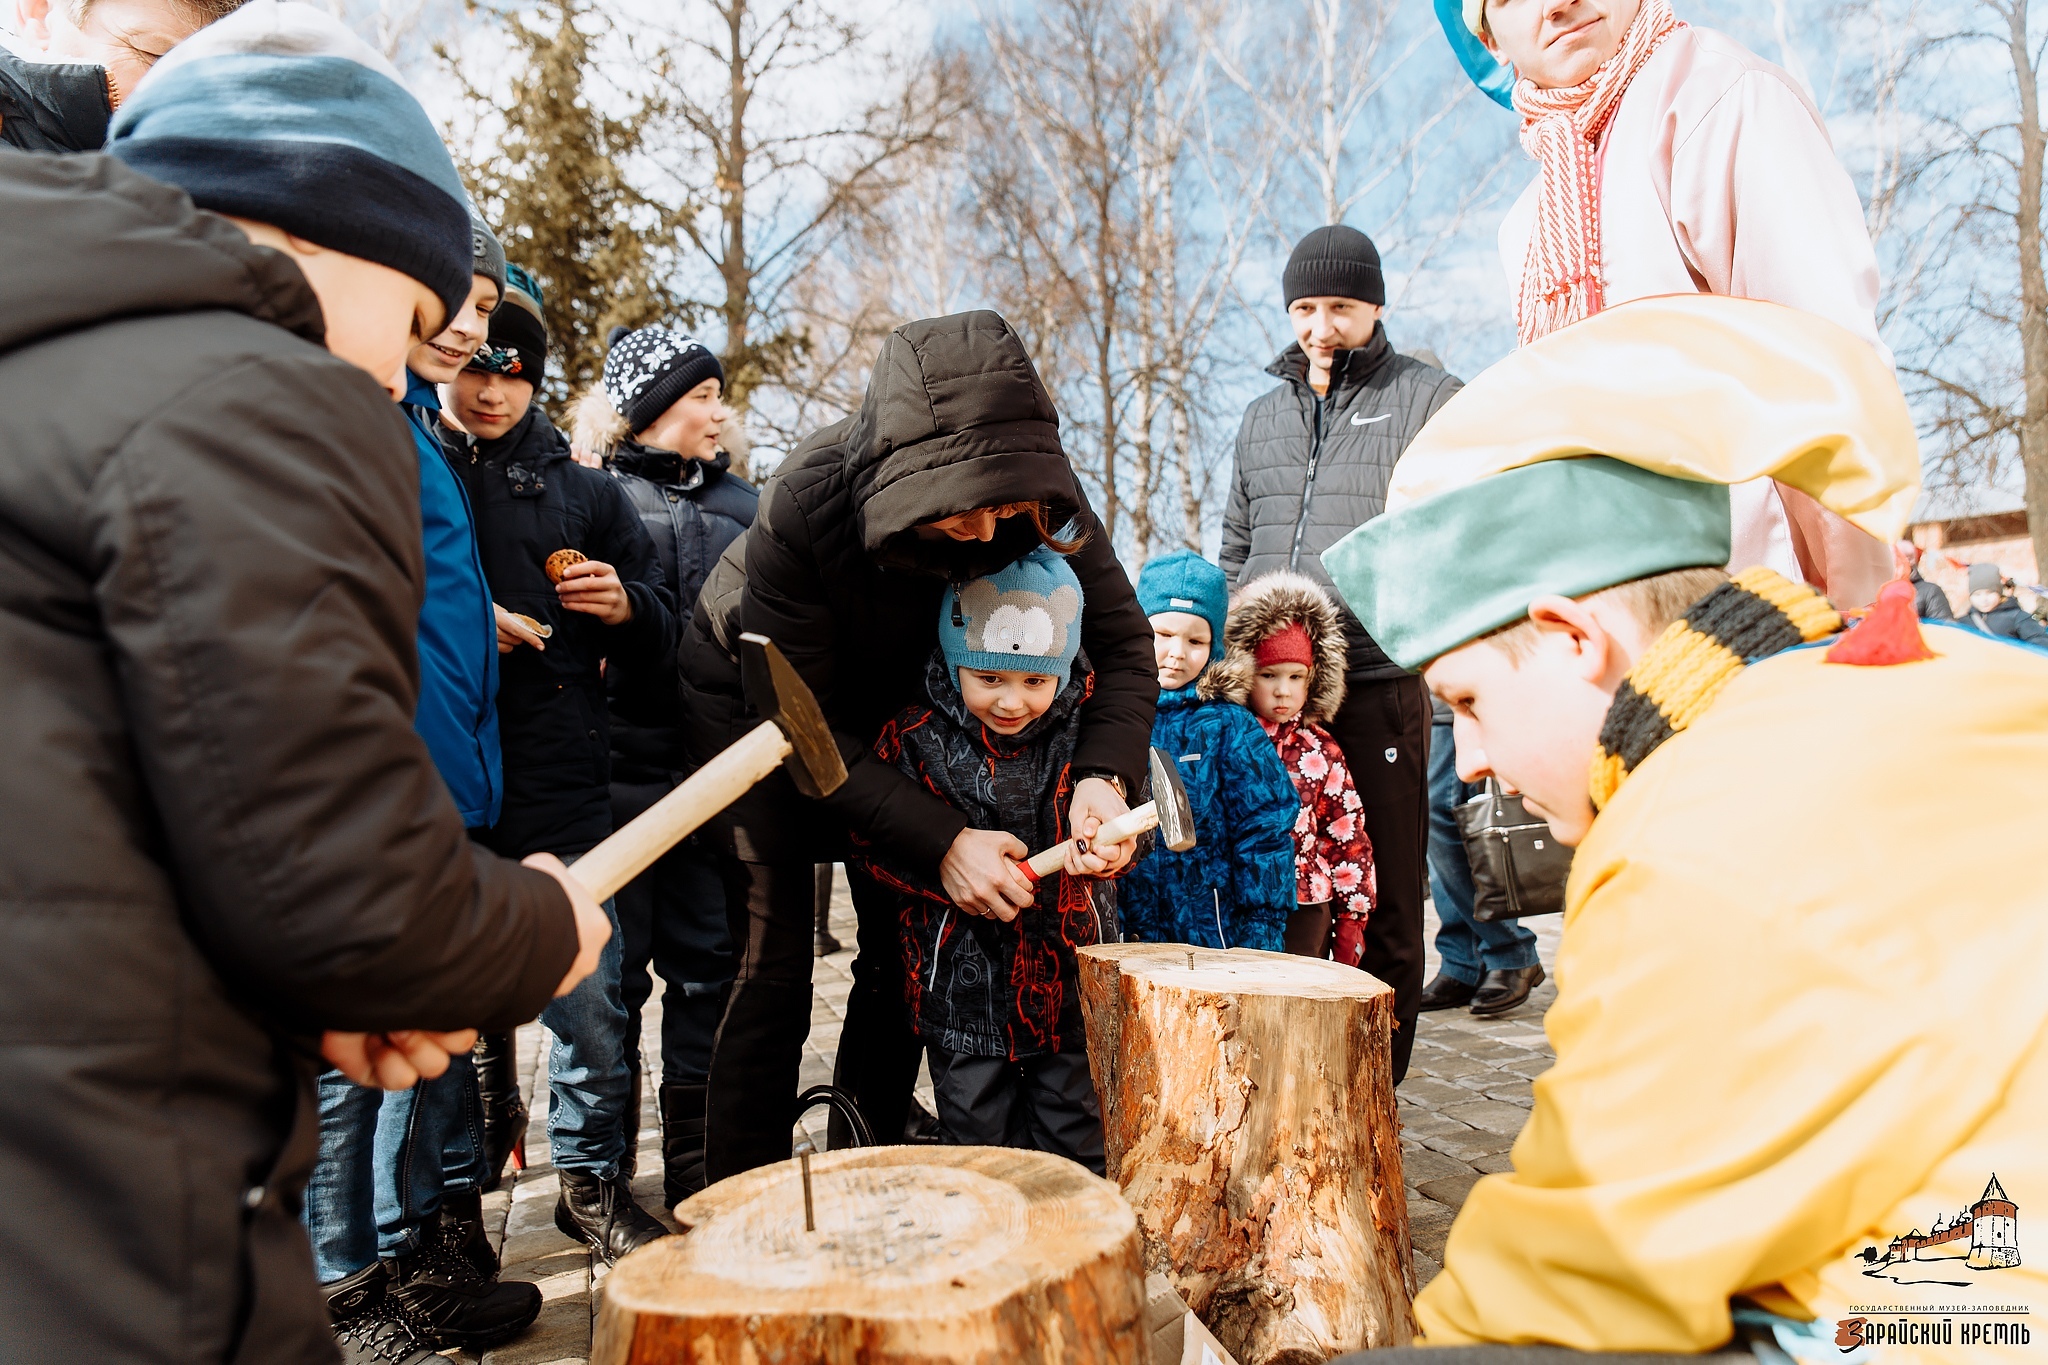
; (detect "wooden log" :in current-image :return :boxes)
[1077,943,1415,1365]
[591,1144,1150,1364]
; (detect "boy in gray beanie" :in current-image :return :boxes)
[851,547,1108,1170]
[1961,562,2048,644]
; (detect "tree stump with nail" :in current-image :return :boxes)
[591,1145,1149,1364]
[1076,943,1415,1365]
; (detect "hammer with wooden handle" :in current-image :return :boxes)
[1017,747,1196,884]
[567,633,845,903]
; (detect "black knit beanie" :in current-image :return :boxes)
[603,325,726,436]
[468,263,547,387]
[1283,225,1385,307]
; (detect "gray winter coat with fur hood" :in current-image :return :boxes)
[1220,325,1460,681]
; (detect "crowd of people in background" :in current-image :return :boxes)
[4,0,2046,1363]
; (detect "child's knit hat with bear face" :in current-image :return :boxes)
[939,546,1085,685]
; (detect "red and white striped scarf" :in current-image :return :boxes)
[1510,0,1685,345]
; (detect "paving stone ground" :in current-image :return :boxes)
[461,868,1558,1358]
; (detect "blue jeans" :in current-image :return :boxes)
[540,888,632,1178]
[303,1053,483,1283]
[1427,720,1538,985]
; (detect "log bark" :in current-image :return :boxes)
[1077,943,1415,1365]
[591,1144,1150,1364]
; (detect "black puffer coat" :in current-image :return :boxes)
[607,443,757,782]
[0,151,575,1365]
[679,310,1156,874]
[446,406,676,857]
[0,46,108,152]
[1220,324,1461,679]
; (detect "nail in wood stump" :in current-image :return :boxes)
[1077,943,1415,1364]
[591,1144,1150,1364]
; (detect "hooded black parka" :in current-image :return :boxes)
[678,311,1156,873]
[0,152,576,1365]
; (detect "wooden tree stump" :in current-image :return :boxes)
[1077,943,1415,1365]
[591,1144,1150,1364]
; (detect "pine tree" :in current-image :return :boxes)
[451,0,691,407]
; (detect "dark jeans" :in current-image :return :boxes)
[612,780,735,1089]
[1427,720,1538,985]
[703,856,921,1181]
[1324,672,1431,1084]
[303,1055,483,1282]
[926,1043,1104,1175]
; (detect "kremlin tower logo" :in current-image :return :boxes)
[1858,1175,2021,1284]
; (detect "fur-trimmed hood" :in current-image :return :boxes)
[1202,571,1349,723]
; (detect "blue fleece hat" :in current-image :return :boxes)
[940,547,1085,685]
[1136,549,1228,644]
[107,1,473,327]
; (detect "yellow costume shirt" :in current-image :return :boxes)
[1416,625,2048,1360]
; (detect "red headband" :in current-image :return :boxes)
[1254,621,1315,670]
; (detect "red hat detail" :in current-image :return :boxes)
[1254,621,1315,670]
[1826,578,1935,667]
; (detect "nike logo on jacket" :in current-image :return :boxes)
[1351,411,1391,426]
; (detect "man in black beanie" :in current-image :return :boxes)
[1219,224,1476,1083]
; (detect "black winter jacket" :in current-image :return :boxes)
[1959,598,2048,645]
[0,46,108,152]
[445,405,676,857]
[1911,569,1955,621]
[679,310,1156,874]
[0,151,576,1365]
[607,443,757,782]
[1220,324,1462,679]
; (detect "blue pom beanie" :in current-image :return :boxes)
[108,1,473,328]
[939,547,1085,685]
[1136,549,1229,644]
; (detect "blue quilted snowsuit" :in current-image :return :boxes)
[1118,679,1299,951]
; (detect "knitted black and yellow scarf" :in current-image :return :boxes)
[1589,568,1842,810]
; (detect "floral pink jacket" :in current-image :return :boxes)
[1261,717,1374,921]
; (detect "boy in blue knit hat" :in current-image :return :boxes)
[852,546,1107,1171]
[1119,550,1300,952]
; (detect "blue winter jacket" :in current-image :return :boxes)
[1118,679,1298,951]
[400,372,502,828]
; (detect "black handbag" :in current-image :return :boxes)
[1454,778,1573,921]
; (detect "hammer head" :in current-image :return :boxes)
[1148,745,1196,853]
[739,633,848,800]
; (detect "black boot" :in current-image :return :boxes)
[813,862,842,956]
[1471,963,1545,1017]
[554,1167,669,1266]
[436,1185,497,1281]
[382,1239,540,1352]
[474,1031,528,1194]
[659,1082,708,1208]
[904,1094,945,1144]
[323,1263,439,1365]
